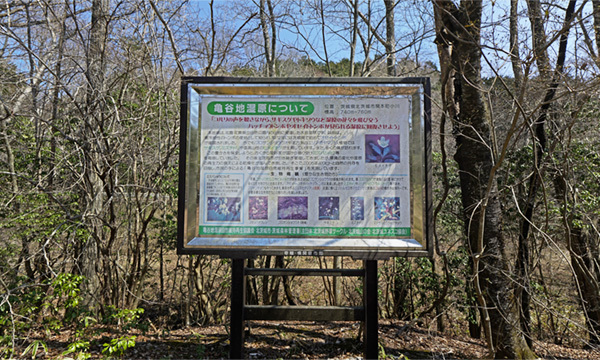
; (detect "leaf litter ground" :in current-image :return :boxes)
[24,319,600,359]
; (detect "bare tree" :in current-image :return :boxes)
[515,0,578,347]
[383,0,396,76]
[259,0,277,77]
[433,1,536,357]
[79,0,109,307]
[348,0,359,76]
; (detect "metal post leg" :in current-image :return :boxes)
[230,259,246,359]
[364,260,378,359]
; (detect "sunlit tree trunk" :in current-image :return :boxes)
[384,0,396,76]
[509,0,522,91]
[519,0,577,348]
[349,0,358,77]
[81,0,109,308]
[259,0,276,77]
[434,1,536,357]
[319,0,333,76]
[526,0,551,78]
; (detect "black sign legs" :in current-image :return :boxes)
[228,259,379,359]
[230,258,245,359]
[364,259,379,360]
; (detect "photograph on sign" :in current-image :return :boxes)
[178,78,431,258]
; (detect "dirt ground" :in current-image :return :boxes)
[27,319,600,359]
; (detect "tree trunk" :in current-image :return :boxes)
[319,0,332,76]
[570,227,600,344]
[555,168,600,344]
[384,0,396,76]
[509,0,522,90]
[518,0,577,348]
[349,0,358,77]
[592,0,600,62]
[259,0,276,77]
[81,0,109,309]
[434,1,536,358]
[466,257,481,339]
[526,0,551,78]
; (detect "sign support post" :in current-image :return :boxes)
[228,260,380,359]
[364,259,378,359]
[230,258,245,359]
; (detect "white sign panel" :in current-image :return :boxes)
[199,96,411,238]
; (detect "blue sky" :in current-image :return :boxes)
[186,0,598,79]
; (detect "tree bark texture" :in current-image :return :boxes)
[593,0,600,61]
[81,0,109,308]
[526,0,551,78]
[434,1,536,358]
[349,0,358,77]
[384,0,396,76]
[509,0,523,91]
[259,0,276,77]
[570,227,600,344]
[517,0,577,348]
[555,163,600,344]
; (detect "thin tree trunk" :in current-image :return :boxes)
[509,0,522,91]
[555,173,600,344]
[262,255,271,303]
[246,259,259,305]
[593,0,600,61]
[517,0,577,347]
[259,0,276,77]
[49,9,67,190]
[349,0,358,77]
[186,256,193,326]
[570,228,600,344]
[360,0,373,76]
[332,256,340,306]
[527,0,551,78]
[82,0,109,308]
[206,0,216,74]
[384,0,396,76]
[320,0,332,76]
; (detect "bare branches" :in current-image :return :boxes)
[148,0,185,75]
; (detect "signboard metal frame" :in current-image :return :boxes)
[177,77,432,259]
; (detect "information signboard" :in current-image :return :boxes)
[177,77,431,259]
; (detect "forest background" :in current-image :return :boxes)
[1,0,600,359]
